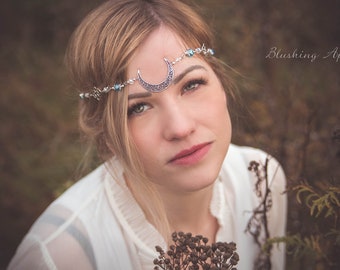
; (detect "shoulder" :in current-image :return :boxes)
[9,158,127,270]
[222,144,286,187]
[53,159,121,210]
[58,163,107,200]
[221,144,268,178]
[226,144,269,164]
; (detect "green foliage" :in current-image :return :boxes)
[264,183,340,269]
[294,185,340,219]
[265,235,323,258]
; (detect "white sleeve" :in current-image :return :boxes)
[267,155,287,270]
[234,145,287,270]
[8,206,95,270]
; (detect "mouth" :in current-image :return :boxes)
[168,142,212,166]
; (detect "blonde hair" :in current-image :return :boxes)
[65,0,234,243]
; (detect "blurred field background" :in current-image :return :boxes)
[0,0,339,269]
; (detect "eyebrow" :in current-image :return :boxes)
[128,92,152,100]
[173,65,207,84]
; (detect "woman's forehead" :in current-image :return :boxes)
[127,27,186,77]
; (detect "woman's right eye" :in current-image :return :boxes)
[127,102,150,116]
[182,78,207,94]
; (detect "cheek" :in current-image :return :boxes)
[128,120,160,163]
[129,123,150,150]
[208,90,232,138]
[205,89,229,120]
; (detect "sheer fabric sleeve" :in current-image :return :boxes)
[266,153,287,270]
[240,146,287,270]
[8,205,96,270]
[9,162,142,270]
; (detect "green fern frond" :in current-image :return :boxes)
[263,234,323,258]
[293,184,340,219]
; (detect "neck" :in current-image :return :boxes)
[156,183,219,242]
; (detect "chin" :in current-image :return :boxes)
[177,162,224,192]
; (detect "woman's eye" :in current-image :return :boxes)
[128,102,149,116]
[183,79,206,93]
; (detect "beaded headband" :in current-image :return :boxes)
[79,44,214,100]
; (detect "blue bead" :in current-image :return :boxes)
[208,49,215,55]
[186,49,195,57]
[113,84,122,91]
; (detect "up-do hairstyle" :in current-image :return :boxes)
[65,0,234,241]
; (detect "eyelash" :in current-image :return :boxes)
[127,102,149,116]
[182,78,207,93]
[127,78,207,117]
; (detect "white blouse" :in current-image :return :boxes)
[8,144,287,270]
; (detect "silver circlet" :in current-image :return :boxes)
[137,58,174,93]
[79,44,214,100]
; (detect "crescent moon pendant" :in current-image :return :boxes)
[137,58,174,93]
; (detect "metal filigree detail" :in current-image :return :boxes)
[79,44,214,100]
[137,59,174,93]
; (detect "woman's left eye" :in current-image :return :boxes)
[182,79,206,93]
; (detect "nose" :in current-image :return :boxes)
[161,99,196,141]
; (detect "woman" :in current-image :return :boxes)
[9,0,287,269]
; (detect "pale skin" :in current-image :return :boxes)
[126,26,232,242]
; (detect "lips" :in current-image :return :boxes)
[168,142,212,166]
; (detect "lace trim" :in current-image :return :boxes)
[103,157,229,257]
[210,178,227,228]
[103,158,165,259]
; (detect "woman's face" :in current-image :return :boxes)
[126,26,231,193]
